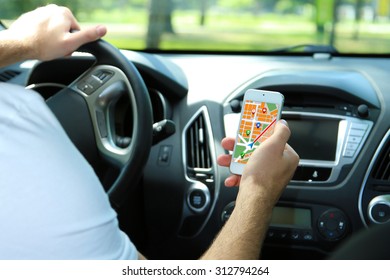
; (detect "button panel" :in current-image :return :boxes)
[343,122,369,158]
[317,209,347,241]
[95,111,108,138]
[266,228,315,242]
[157,145,172,166]
[77,70,113,95]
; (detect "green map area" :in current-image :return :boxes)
[232,100,279,164]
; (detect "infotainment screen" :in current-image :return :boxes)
[287,118,339,162]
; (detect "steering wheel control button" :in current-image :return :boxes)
[94,70,113,83]
[368,195,390,224]
[77,81,94,95]
[77,71,113,95]
[317,209,348,241]
[77,76,101,95]
[95,111,108,138]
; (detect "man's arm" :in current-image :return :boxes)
[0,4,106,68]
[0,5,149,260]
[201,120,299,259]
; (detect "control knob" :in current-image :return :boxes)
[368,195,390,224]
[317,209,348,241]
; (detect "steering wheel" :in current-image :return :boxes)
[45,39,153,209]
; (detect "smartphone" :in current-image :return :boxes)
[230,89,284,175]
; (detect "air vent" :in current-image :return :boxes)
[371,139,390,181]
[0,70,21,82]
[181,107,217,237]
[186,112,212,170]
[359,130,390,227]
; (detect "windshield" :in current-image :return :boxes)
[1,0,390,54]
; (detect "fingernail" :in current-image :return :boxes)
[279,119,288,127]
[96,25,107,37]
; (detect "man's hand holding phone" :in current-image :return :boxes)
[218,88,299,207]
[218,120,299,185]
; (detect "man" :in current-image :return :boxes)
[0,5,299,259]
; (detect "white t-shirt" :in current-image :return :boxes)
[0,83,138,259]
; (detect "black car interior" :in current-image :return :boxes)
[2,35,390,259]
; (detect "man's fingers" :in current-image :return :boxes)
[221,137,235,151]
[225,175,241,187]
[67,25,107,50]
[270,120,291,147]
[284,143,300,165]
[223,120,291,153]
[217,154,232,167]
[62,6,81,31]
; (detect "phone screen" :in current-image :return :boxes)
[232,99,281,164]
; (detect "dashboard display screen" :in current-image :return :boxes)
[287,118,339,161]
[270,206,311,229]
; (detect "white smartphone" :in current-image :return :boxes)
[230,89,284,175]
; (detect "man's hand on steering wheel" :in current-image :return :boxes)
[0,4,107,66]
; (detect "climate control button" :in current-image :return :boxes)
[317,209,348,241]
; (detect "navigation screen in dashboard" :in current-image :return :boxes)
[287,119,339,162]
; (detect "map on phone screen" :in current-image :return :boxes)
[232,100,281,164]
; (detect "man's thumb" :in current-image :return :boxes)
[69,25,107,49]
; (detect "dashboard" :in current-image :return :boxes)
[3,49,390,259]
